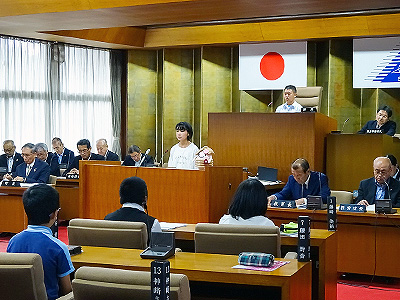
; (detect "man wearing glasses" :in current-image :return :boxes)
[64,139,104,175]
[0,140,24,173]
[3,143,50,183]
[356,156,400,207]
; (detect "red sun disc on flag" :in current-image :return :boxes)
[259,52,285,80]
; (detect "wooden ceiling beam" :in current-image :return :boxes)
[144,13,400,47]
[43,27,146,48]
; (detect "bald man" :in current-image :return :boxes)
[356,157,400,207]
[96,138,119,161]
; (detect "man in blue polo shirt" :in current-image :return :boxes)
[7,184,74,300]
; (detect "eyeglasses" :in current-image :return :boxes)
[78,148,89,154]
[374,169,388,175]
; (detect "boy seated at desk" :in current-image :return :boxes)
[7,184,74,300]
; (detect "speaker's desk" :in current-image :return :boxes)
[0,186,27,233]
[169,225,336,300]
[71,246,311,300]
[267,207,400,278]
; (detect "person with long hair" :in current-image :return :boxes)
[219,178,274,226]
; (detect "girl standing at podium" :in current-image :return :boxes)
[168,121,199,170]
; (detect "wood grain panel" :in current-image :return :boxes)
[145,13,400,48]
[55,179,80,220]
[268,207,400,277]
[208,113,337,181]
[44,26,146,47]
[71,246,312,300]
[0,187,28,233]
[326,134,400,191]
[79,164,243,223]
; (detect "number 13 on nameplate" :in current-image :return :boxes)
[151,260,170,300]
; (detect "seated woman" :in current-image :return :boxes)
[168,121,199,170]
[358,105,396,136]
[219,178,275,226]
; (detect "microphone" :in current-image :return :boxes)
[139,149,150,167]
[384,180,391,201]
[341,118,350,132]
[268,101,273,107]
[159,149,169,164]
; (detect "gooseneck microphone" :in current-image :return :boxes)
[139,149,150,166]
[341,118,350,132]
[384,180,391,201]
[159,149,169,164]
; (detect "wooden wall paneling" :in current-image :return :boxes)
[127,49,157,156]
[327,39,359,133]
[162,48,195,161]
[208,113,336,179]
[375,226,400,277]
[326,134,400,191]
[201,46,233,146]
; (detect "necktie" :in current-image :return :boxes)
[26,165,32,177]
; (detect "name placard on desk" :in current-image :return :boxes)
[1,180,21,187]
[270,200,296,208]
[339,204,366,213]
[66,173,79,179]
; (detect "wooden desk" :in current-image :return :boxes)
[0,186,27,233]
[268,207,400,278]
[79,164,243,223]
[209,113,337,178]
[55,178,79,220]
[170,225,336,300]
[72,246,311,300]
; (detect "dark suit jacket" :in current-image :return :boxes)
[358,120,396,136]
[13,158,50,183]
[356,177,400,207]
[0,152,24,172]
[104,150,120,161]
[54,148,75,169]
[122,154,154,167]
[274,171,331,203]
[46,152,61,177]
[63,153,105,175]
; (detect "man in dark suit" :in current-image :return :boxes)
[96,138,119,161]
[3,143,50,183]
[386,154,400,181]
[104,177,161,243]
[34,143,60,177]
[52,137,75,171]
[64,139,105,175]
[267,158,331,205]
[356,156,400,207]
[0,140,23,173]
[122,145,154,167]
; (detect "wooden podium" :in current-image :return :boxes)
[0,186,27,233]
[326,134,400,191]
[79,162,243,223]
[208,113,337,180]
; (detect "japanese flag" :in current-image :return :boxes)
[239,42,307,90]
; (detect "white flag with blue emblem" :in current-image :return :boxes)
[353,36,400,88]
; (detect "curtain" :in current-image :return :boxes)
[109,50,124,157]
[0,37,51,148]
[0,36,113,154]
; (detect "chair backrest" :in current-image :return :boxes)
[48,175,57,184]
[72,266,190,300]
[0,252,48,300]
[194,223,281,257]
[295,86,323,111]
[331,190,353,205]
[68,218,147,249]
